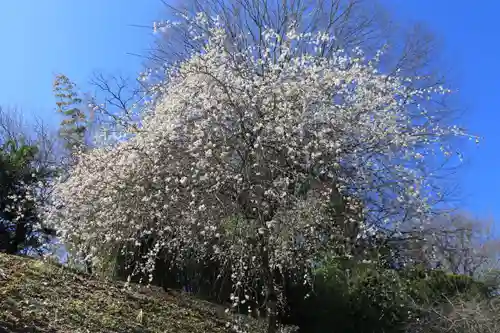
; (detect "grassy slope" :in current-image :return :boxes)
[0,253,261,333]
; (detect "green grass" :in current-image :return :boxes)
[0,253,262,332]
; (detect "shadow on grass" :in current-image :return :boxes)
[0,320,47,333]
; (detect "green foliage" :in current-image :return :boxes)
[284,258,409,333]
[0,139,37,170]
[102,225,496,333]
[53,74,89,153]
[282,257,493,333]
[0,138,48,254]
[480,269,500,294]
[403,267,490,305]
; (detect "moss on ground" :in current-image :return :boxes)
[0,253,261,333]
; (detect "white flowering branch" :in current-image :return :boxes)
[46,13,474,333]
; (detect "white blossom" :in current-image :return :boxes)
[46,12,474,328]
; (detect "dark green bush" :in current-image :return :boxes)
[282,258,492,333]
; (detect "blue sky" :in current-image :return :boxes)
[0,0,163,125]
[386,1,500,221]
[0,1,498,221]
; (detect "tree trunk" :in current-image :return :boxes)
[85,258,93,275]
[259,234,278,333]
[8,220,27,254]
[267,294,278,333]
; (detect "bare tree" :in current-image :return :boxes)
[148,0,444,86]
[398,213,500,278]
[0,107,26,143]
[408,297,500,333]
[0,106,62,181]
[88,72,148,136]
[437,214,499,278]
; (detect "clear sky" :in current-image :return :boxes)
[0,0,163,125]
[385,1,500,221]
[0,1,498,220]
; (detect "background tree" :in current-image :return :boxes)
[424,213,499,277]
[149,0,445,94]
[392,213,500,278]
[87,72,147,138]
[53,73,100,273]
[0,107,57,255]
[53,74,91,155]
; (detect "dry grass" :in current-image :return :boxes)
[0,253,261,333]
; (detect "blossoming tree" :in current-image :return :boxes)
[47,13,472,332]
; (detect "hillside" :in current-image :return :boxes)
[0,253,261,333]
